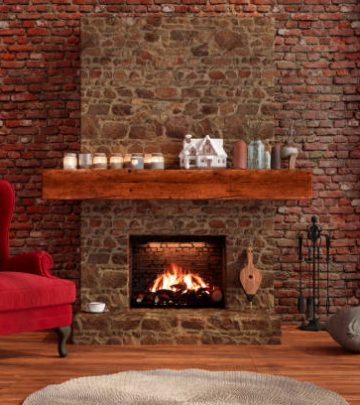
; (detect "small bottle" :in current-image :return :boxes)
[248,140,265,169]
[264,149,271,169]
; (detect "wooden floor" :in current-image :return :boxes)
[0,327,359,404]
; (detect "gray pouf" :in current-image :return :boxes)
[326,306,360,353]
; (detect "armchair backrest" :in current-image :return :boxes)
[0,180,15,264]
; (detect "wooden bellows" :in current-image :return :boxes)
[239,247,262,302]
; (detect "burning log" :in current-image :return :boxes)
[133,286,224,308]
[210,287,223,303]
[136,292,145,304]
[154,289,176,306]
[170,283,187,293]
[133,262,224,308]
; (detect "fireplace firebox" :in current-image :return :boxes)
[130,236,226,309]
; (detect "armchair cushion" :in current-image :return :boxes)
[1,251,54,277]
[0,272,75,312]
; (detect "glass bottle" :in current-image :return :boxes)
[248,140,265,169]
[130,153,144,170]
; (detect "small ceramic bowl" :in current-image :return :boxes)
[281,146,298,159]
[88,301,106,313]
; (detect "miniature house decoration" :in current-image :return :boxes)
[179,134,227,169]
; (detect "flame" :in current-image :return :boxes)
[150,263,207,293]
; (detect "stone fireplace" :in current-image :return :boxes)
[74,200,280,345]
[73,16,281,345]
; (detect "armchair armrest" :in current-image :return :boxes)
[2,251,54,278]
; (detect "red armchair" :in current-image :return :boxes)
[0,180,76,357]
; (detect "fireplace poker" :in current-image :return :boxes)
[325,234,331,316]
[297,233,305,314]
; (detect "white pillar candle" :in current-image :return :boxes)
[63,153,77,170]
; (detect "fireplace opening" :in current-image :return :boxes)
[130,236,226,309]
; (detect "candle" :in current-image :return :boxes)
[124,153,132,169]
[110,154,123,169]
[144,154,152,169]
[150,153,165,170]
[130,154,144,170]
[78,153,92,169]
[93,153,107,169]
[63,153,77,170]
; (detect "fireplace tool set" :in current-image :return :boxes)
[297,216,332,331]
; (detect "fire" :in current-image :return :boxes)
[150,263,208,293]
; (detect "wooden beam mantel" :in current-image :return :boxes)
[42,169,312,200]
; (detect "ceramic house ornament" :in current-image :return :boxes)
[179,134,227,169]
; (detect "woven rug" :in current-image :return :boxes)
[23,369,348,405]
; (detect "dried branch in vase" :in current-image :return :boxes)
[242,116,263,144]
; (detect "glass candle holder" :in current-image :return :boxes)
[144,153,152,169]
[78,153,92,169]
[93,153,107,169]
[124,153,132,169]
[130,153,144,170]
[63,153,77,170]
[151,153,165,170]
[109,153,123,169]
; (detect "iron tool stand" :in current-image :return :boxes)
[297,216,332,331]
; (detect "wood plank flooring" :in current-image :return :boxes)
[0,326,359,404]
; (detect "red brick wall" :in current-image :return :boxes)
[0,1,359,321]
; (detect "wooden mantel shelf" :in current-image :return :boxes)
[42,169,312,200]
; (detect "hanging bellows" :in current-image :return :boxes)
[239,247,262,302]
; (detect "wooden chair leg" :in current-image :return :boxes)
[55,326,71,358]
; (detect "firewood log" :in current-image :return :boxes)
[170,283,187,293]
[136,292,145,304]
[210,288,223,303]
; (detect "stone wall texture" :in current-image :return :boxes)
[81,16,275,166]
[0,2,359,323]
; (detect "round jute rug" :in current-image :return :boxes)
[23,369,348,405]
